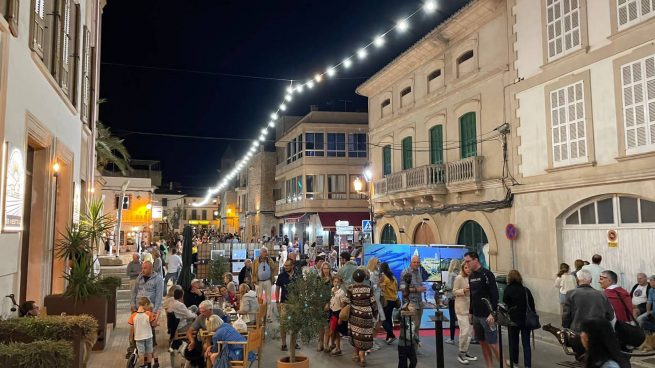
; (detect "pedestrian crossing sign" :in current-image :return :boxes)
[362,220,372,233]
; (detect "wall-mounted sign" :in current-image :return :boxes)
[152,205,163,219]
[2,144,25,232]
[607,229,618,248]
[72,183,81,224]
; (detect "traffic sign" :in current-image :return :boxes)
[505,224,518,240]
[362,220,372,233]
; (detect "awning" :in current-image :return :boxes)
[283,213,308,223]
[317,212,370,230]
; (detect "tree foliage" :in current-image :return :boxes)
[95,121,132,175]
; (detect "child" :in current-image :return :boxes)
[327,275,348,356]
[129,297,157,368]
[398,315,419,368]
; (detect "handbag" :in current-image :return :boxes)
[612,289,646,348]
[339,304,350,322]
[524,288,541,330]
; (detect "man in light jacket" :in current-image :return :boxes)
[252,247,277,304]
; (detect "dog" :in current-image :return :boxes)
[637,334,655,352]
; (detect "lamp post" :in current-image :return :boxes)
[354,170,374,244]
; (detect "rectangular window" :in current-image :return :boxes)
[305,132,324,156]
[162,198,168,207]
[191,209,197,220]
[296,134,303,159]
[327,174,347,199]
[546,0,581,60]
[550,81,587,165]
[305,174,324,199]
[429,125,444,164]
[32,0,47,58]
[81,27,91,124]
[620,55,655,154]
[382,145,392,176]
[286,141,293,164]
[286,176,303,201]
[327,133,346,157]
[202,210,207,220]
[617,0,655,30]
[459,112,478,158]
[348,133,367,157]
[402,137,413,170]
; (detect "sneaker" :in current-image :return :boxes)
[444,338,455,344]
[470,338,480,345]
[457,353,469,365]
[464,353,477,361]
[331,349,343,356]
[386,337,397,344]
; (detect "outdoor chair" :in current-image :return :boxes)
[212,326,262,368]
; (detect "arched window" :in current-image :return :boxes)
[428,69,442,82]
[456,50,475,77]
[457,50,474,64]
[457,220,489,268]
[400,87,412,97]
[381,98,391,118]
[400,86,413,108]
[564,195,655,225]
[381,224,397,244]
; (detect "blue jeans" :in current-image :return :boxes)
[508,325,531,367]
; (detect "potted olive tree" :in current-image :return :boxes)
[44,198,116,350]
[277,273,331,368]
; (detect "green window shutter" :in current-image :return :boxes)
[382,145,391,176]
[430,125,443,164]
[402,137,413,170]
[460,112,477,158]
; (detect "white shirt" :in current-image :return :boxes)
[632,284,648,306]
[167,254,183,273]
[133,311,153,341]
[581,264,605,291]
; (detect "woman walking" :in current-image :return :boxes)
[453,261,477,365]
[379,262,398,344]
[579,319,630,368]
[318,262,333,352]
[445,259,460,344]
[503,269,536,368]
[347,268,378,367]
[554,263,577,314]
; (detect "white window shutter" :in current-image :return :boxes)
[545,0,581,61]
[621,55,655,153]
[551,81,587,166]
[32,0,46,57]
[617,0,655,30]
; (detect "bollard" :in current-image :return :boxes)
[429,310,449,368]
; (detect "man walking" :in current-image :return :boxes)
[400,255,426,347]
[164,248,182,296]
[126,253,141,293]
[275,259,300,351]
[464,251,500,368]
[581,254,605,291]
[128,261,164,365]
[253,246,277,304]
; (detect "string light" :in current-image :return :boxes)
[192,1,440,207]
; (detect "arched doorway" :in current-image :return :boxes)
[380,224,397,244]
[413,222,435,244]
[457,220,489,268]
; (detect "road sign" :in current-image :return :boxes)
[362,220,372,233]
[607,229,618,248]
[336,226,354,235]
[505,224,518,240]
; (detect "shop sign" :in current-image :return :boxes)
[2,144,25,232]
[152,205,163,219]
[72,183,81,224]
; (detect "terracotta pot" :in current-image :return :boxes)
[277,356,309,368]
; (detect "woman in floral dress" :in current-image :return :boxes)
[347,268,378,367]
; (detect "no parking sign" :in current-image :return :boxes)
[505,223,518,240]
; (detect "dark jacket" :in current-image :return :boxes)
[183,287,206,308]
[562,284,614,332]
[630,283,652,305]
[502,283,536,326]
[238,265,252,285]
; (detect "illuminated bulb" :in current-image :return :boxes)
[423,0,437,13]
[314,74,323,82]
[279,103,287,111]
[326,67,336,77]
[374,35,385,48]
[253,141,260,147]
[259,135,265,142]
[295,84,304,93]
[271,112,279,120]
[357,48,367,59]
[286,86,294,94]
[343,58,352,68]
[397,19,409,32]
[285,94,293,102]
[268,121,275,128]
[306,80,314,89]
[261,128,268,134]
[53,162,61,173]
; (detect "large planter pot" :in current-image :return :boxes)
[277,356,309,368]
[44,294,107,351]
[0,327,85,368]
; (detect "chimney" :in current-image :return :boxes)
[310,105,319,111]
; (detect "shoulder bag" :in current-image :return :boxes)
[525,288,541,330]
[612,289,646,348]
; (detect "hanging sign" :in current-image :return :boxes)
[607,229,618,248]
[2,144,25,232]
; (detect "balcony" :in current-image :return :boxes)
[275,154,368,179]
[373,156,484,201]
[275,195,368,217]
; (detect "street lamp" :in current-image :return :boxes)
[353,172,374,244]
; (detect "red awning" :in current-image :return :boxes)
[317,212,370,229]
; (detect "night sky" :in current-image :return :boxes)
[99,0,469,195]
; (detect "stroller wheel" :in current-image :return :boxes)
[126,350,138,368]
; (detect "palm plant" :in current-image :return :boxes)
[80,197,115,255]
[95,121,132,175]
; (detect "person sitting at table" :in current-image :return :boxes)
[168,288,198,333]
[219,285,237,308]
[184,278,206,308]
[237,284,259,322]
[204,317,255,366]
